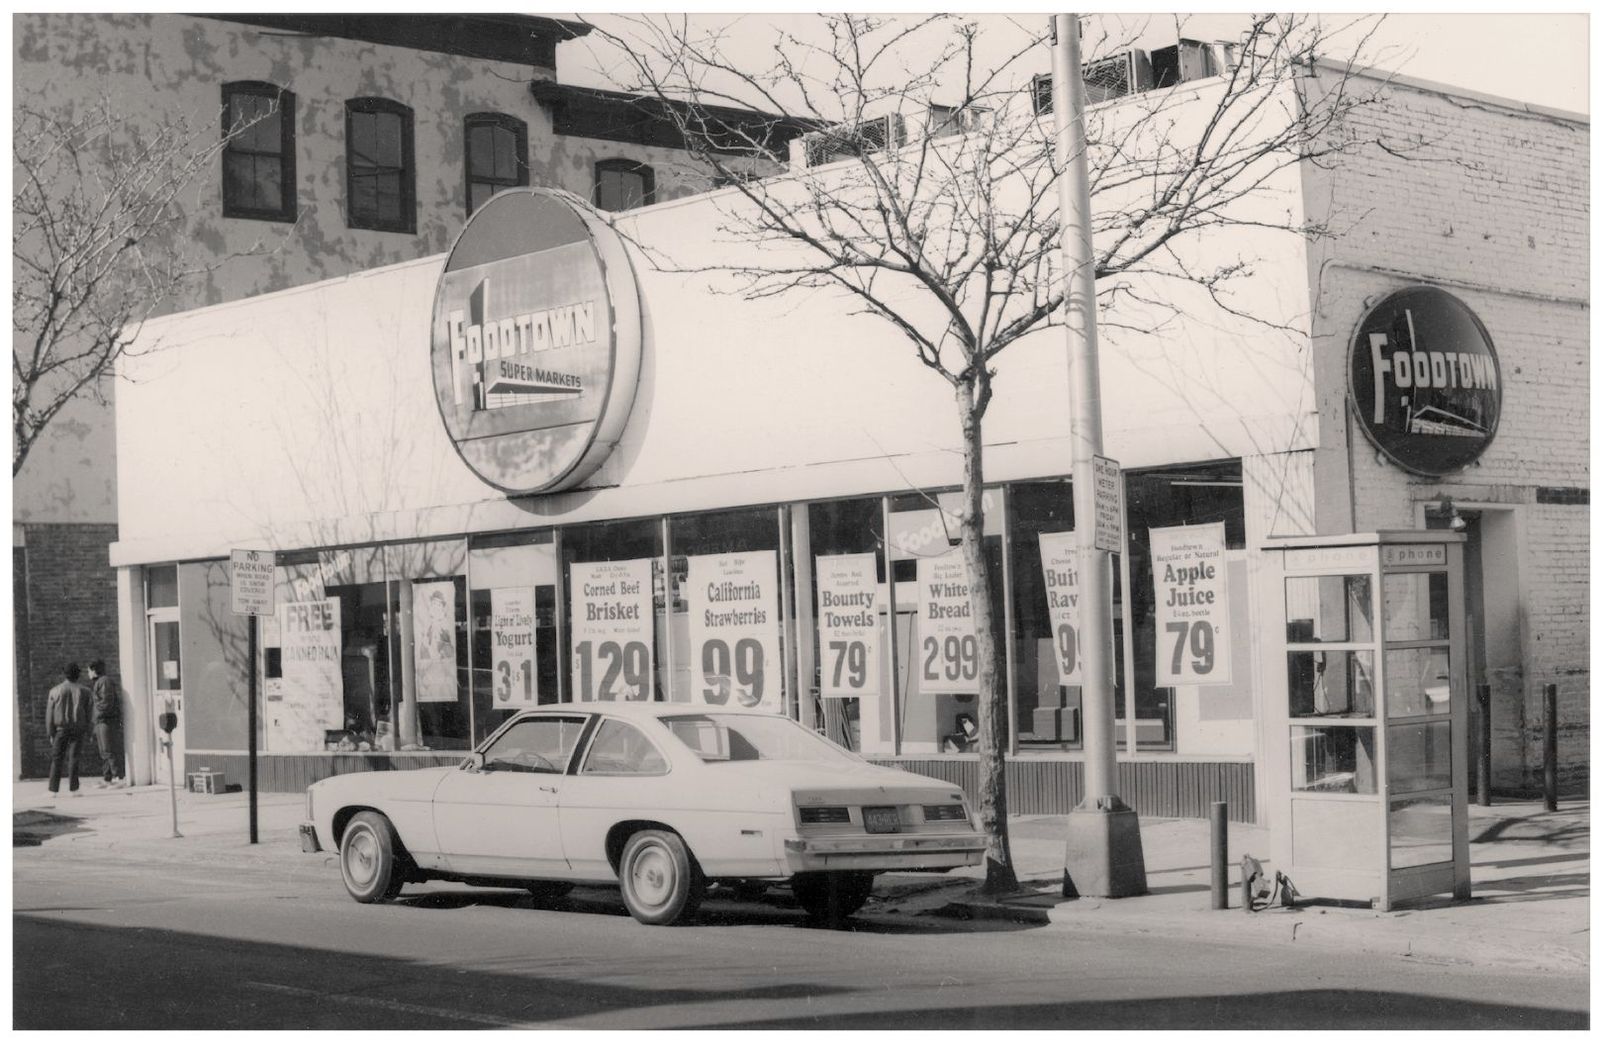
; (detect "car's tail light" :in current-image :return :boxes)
[798,806,851,824]
[922,804,967,822]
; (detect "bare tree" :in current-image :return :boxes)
[583,12,1398,892]
[12,92,284,476]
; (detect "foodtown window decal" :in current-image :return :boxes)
[430,188,644,495]
[1347,285,1501,476]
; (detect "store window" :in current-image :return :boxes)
[804,498,888,752]
[469,531,558,745]
[221,81,296,222]
[464,112,527,216]
[146,564,179,609]
[560,518,668,703]
[594,159,654,211]
[669,506,785,711]
[390,541,470,750]
[1124,462,1247,751]
[886,489,1004,754]
[345,98,415,232]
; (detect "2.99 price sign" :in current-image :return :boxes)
[917,550,980,693]
[1149,523,1233,688]
[815,553,880,697]
[687,551,781,712]
[569,559,655,702]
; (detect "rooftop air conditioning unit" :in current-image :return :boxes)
[1151,39,1231,89]
[800,113,907,168]
[1082,49,1154,104]
[928,103,993,139]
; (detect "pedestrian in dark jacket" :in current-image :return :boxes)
[88,659,125,787]
[46,663,93,797]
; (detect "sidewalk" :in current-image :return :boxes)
[872,800,1590,974]
[12,778,1588,972]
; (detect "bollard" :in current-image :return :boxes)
[1209,801,1228,910]
[1543,683,1558,812]
[1476,683,1492,807]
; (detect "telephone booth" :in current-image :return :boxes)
[1262,531,1470,910]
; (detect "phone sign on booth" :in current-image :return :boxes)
[1150,522,1232,687]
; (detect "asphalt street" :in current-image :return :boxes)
[13,833,1588,1029]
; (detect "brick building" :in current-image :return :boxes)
[11,13,796,778]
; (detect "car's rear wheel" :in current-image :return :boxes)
[791,871,875,923]
[619,829,704,925]
[526,880,575,903]
[339,812,405,903]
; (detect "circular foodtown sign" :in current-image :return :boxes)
[1348,285,1502,476]
[430,188,643,494]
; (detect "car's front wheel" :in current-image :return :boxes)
[791,871,875,923]
[339,812,405,903]
[619,828,704,925]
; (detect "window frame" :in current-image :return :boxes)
[593,158,656,212]
[345,97,416,234]
[221,81,297,223]
[577,717,672,777]
[463,112,529,217]
[479,713,590,774]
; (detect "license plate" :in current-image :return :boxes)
[863,806,902,834]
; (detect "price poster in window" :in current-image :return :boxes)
[917,549,980,694]
[490,587,538,709]
[276,598,343,750]
[412,580,459,702]
[569,559,655,702]
[815,553,880,698]
[686,550,780,711]
[1037,532,1084,687]
[1150,522,1233,687]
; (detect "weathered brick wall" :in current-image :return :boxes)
[15,523,120,780]
[1305,70,1589,792]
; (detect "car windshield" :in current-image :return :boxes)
[660,714,858,764]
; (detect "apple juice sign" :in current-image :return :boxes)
[1349,285,1501,475]
[1150,523,1231,688]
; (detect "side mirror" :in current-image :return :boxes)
[461,751,486,773]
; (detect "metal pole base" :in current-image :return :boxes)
[1063,805,1148,899]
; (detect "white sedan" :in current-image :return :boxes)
[300,703,987,925]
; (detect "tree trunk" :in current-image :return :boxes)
[955,377,1019,895]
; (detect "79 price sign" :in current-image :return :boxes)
[1149,523,1233,688]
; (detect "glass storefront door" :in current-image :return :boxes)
[148,610,182,784]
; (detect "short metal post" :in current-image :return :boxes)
[1209,801,1228,910]
[1475,683,1492,807]
[165,739,182,839]
[1543,683,1558,812]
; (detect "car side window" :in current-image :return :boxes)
[580,719,669,777]
[482,717,587,774]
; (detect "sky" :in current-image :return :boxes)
[557,8,1590,117]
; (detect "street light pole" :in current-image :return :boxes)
[1053,12,1147,898]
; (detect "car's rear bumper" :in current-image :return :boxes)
[782,831,987,872]
[298,823,322,853]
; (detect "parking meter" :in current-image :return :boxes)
[159,710,182,838]
[159,711,177,734]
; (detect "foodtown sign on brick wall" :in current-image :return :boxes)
[1348,285,1501,476]
[430,188,643,494]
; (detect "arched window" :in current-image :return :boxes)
[345,98,415,233]
[593,159,655,212]
[464,113,529,216]
[221,81,296,222]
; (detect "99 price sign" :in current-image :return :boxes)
[1149,523,1233,688]
[917,550,980,693]
[687,551,781,712]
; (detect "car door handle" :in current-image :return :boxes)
[538,785,558,794]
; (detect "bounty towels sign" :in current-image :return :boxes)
[276,599,342,751]
[816,554,880,697]
[569,559,655,702]
[917,549,980,693]
[687,551,780,710]
[490,588,538,709]
[1037,532,1084,686]
[1150,523,1232,687]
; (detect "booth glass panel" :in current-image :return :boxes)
[1389,795,1454,868]
[1284,574,1373,644]
[1287,650,1375,718]
[1383,572,1450,641]
[1290,725,1377,794]
[1383,647,1452,718]
[1386,721,1454,793]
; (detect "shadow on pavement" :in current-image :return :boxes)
[694,991,1588,1030]
[14,809,88,847]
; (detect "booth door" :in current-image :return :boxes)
[148,611,183,784]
